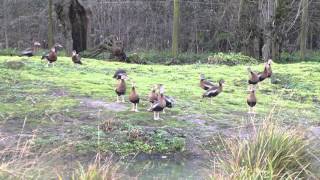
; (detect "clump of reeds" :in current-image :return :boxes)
[215,119,317,179]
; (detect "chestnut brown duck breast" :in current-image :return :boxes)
[266,59,273,78]
[72,50,82,65]
[129,82,140,112]
[115,74,127,103]
[150,85,167,120]
[247,89,257,114]
[247,67,259,85]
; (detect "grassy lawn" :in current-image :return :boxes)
[0,55,319,178]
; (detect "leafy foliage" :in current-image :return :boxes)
[126,51,260,65]
[207,52,259,65]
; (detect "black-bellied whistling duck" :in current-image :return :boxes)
[200,74,215,90]
[113,69,127,80]
[41,43,63,67]
[266,59,273,78]
[41,47,57,67]
[33,41,41,51]
[148,85,158,110]
[258,59,274,82]
[129,82,140,112]
[149,85,166,120]
[20,48,34,57]
[247,67,259,90]
[154,84,175,114]
[247,89,257,114]
[20,41,41,57]
[115,74,128,103]
[257,64,268,82]
[202,79,225,104]
[72,50,82,65]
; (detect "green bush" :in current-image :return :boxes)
[127,51,259,65]
[81,50,260,65]
[207,52,259,65]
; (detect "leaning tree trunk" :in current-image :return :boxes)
[54,0,92,54]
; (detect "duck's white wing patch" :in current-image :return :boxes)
[205,88,218,96]
[151,102,160,109]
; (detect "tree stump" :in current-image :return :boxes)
[86,35,128,62]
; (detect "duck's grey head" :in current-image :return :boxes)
[200,74,205,80]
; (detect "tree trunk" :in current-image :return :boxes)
[55,0,91,54]
[48,0,54,48]
[271,0,287,61]
[237,0,260,59]
[4,0,9,49]
[300,0,309,61]
[261,0,274,61]
[172,0,180,58]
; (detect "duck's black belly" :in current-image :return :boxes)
[247,101,256,107]
[248,80,258,85]
[48,59,57,63]
[259,76,266,81]
[153,106,164,112]
[116,90,125,96]
[130,98,140,104]
[208,91,219,97]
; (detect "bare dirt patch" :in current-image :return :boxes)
[79,98,127,112]
[176,114,207,125]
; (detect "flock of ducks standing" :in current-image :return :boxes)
[114,69,174,120]
[20,42,273,120]
[115,59,273,120]
[246,59,273,114]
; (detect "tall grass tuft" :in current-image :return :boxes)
[70,154,121,180]
[216,121,316,179]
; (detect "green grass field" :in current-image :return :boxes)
[0,55,319,178]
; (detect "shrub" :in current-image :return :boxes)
[216,121,316,179]
[81,50,260,65]
[207,52,258,65]
[127,51,259,65]
[127,53,146,64]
